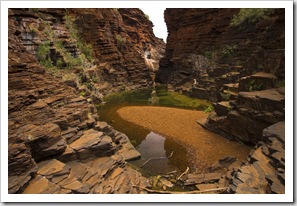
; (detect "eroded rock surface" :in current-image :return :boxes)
[8,8,151,194]
[229,122,285,194]
[156,9,285,102]
[205,87,284,144]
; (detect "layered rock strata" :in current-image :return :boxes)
[158,8,285,194]
[201,77,285,194]
[157,8,285,102]
[8,8,152,194]
[229,122,285,194]
[67,8,165,93]
[11,8,164,97]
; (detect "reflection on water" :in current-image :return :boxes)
[98,102,190,176]
[132,132,188,176]
[137,132,167,159]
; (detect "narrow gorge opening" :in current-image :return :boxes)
[7,7,285,195]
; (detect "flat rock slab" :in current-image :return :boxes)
[238,88,284,112]
[250,147,270,163]
[29,100,48,109]
[70,129,104,150]
[94,121,113,134]
[38,159,69,176]
[118,139,141,161]
[263,121,285,143]
[196,183,218,191]
[22,175,60,194]
[184,173,222,185]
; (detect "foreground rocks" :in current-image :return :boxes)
[229,122,285,194]
[23,156,149,194]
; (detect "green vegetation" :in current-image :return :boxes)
[103,85,212,111]
[56,58,64,68]
[29,14,97,88]
[91,76,98,83]
[230,8,275,27]
[35,15,94,73]
[247,79,263,91]
[203,45,237,61]
[221,45,237,58]
[275,79,285,88]
[65,15,94,62]
[80,91,86,96]
[220,90,231,101]
[203,50,213,59]
[115,34,126,48]
[235,60,244,66]
[36,41,53,68]
[204,105,214,113]
[83,82,92,90]
[145,14,150,20]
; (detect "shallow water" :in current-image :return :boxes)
[98,102,190,176]
[97,86,251,177]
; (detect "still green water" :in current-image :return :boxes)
[97,85,212,177]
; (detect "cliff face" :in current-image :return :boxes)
[11,8,164,96]
[157,8,285,99]
[68,8,165,93]
[8,8,160,194]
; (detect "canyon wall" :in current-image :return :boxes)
[157,8,285,100]
[158,8,285,194]
[8,8,286,195]
[12,8,164,97]
[8,8,162,194]
[69,8,165,93]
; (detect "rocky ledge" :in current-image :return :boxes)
[229,121,285,194]
[199,72,285,194]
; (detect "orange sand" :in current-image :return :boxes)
[117,106,251,171]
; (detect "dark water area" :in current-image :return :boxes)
[97,86,211,176]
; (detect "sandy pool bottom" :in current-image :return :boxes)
[117,106,251,172]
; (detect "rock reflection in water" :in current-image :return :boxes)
[137,132,167,159]
[134,131,188,176]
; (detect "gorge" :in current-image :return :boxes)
[8,8,285,195]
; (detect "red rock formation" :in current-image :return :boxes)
[69,8,165,93]
[8,8,155,194]
[157,8,285,98]
[159,8,285,194]
[11,8,164,96]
